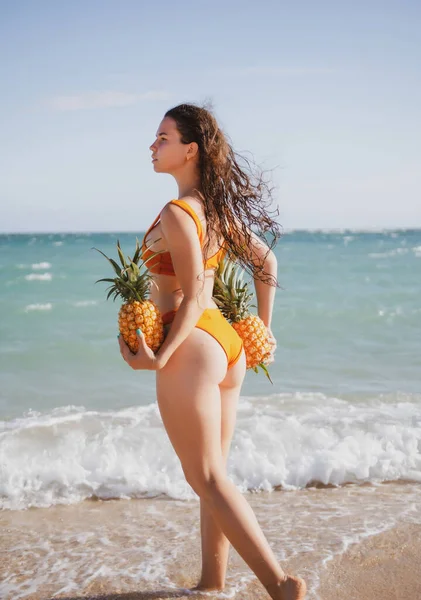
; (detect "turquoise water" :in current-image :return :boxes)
[0,230,420,510]
[1,230,420,417]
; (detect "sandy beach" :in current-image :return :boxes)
[319,522,421,600]
[1,482,420,600]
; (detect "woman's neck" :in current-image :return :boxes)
[173,165,202,199]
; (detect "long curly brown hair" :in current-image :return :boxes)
[165,103,282,286]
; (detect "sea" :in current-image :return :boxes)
[1,229,420,599]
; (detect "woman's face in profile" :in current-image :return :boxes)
[149,117,187,174]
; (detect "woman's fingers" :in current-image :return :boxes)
[117,329,156,370]
[118,334,130,362]
[264,328,277,365]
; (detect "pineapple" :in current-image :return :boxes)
[213,258,273,382]
[93,239,164,354]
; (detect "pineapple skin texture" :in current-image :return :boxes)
[118,300,164,354]
[233,315,271,369]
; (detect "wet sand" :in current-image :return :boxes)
[318,522,421,600]
[1,483,420,599]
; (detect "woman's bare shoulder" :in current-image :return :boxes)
[178,195,203,211]
[163,196,205,225]
[160,199,201,234]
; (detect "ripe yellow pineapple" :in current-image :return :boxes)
[94,239,164,354]
[213,258,273,381]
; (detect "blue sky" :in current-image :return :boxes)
[1,0,420,232]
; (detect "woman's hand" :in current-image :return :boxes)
[263,327,277,365]
[118,329,159,370]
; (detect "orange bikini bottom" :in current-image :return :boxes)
[162,307,243,369]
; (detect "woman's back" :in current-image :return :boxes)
[141,197,226,315]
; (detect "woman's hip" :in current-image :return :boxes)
[162,308,243,370]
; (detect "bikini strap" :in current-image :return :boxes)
[169,199,204,244]
[142,212,162,248]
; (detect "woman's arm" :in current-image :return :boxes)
[253,247,277,328]
[235,224,278,329]
[241,230,278,364]
[154,201,208,369]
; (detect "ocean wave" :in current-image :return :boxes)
[25,303,53,312]
[1,393,420,510]
[368,248,409,258]
[32,262,52,269]
[24,272,52,281]
[73,300,98,307]
[374,306,421,321]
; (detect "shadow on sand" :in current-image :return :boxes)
[47,589,202,600]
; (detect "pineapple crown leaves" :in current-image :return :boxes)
[252,362,273,384]
[212,258,256,321]
[213,258,273,384]
[92,238,164,303]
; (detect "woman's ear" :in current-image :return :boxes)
[186,141,199,161]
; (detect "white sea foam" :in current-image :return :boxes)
[53,241,63,246]
[73,300,98,307]
[25,272,52,281]
[413,245,421,257]
[25,303,53,312]
[369,248,408,258]
[1,394,421,600]
[1,393,420,510]
[378,305,403,317]
[32,261,52,269]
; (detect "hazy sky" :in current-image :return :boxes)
[1,0,420,232]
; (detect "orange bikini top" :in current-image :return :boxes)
[141,199,227,276]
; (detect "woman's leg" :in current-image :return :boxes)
[196,368,244,591]
[156,329,306,599]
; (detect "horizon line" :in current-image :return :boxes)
[1,227,421,236]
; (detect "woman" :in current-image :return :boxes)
[118,103,307,600]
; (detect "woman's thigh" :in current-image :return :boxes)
[220,350,246,459]
[156,328,230,478]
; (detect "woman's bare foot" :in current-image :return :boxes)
[265,575,307,600]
